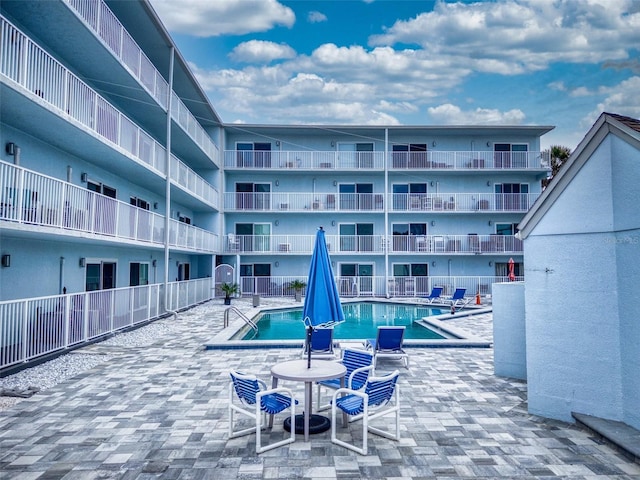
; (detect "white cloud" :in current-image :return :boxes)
[149,0,295,36]
[229,40,296,63]
[583,76,640,127]
[428,104,526,125]
[369,0,640,75]
[307,11,327,23]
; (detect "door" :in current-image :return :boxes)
[253,223,271,252]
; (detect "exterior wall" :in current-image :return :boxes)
[493,282,526,380]
[524,133,639,429]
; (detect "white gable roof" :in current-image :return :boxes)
[517,112,640,240]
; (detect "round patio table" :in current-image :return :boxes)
[271,359,346,442]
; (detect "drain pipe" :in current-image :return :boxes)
[59,256,65,294]
[163,46,178,321]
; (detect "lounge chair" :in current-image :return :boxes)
[421,286,443,303]
[330,370,401,455]
[316,348,374,411]
[301,327,336,359]
[365,326,409,369]
[228,370,298,453]
[448,288,471,310]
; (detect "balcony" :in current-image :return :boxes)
[224,234,522,255]
[224,192,537,213]
[223,150,549,171]
[0,16,218,209]
[224,192,384,212]
[0,161,218,253]
[63,0,219,162]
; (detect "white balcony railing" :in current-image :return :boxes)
[224,192,539,213]
[64,0,219,161]
[238,275,520,298]
[0,278,214,370]
[0,161,219,253]
[223,150,549,170]
[0,16,218,209]
[225,234,522,255]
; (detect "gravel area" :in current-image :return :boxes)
[0,318,177,411]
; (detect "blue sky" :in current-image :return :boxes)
[149,0,640,151]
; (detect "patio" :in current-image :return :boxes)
[0,297,638,479]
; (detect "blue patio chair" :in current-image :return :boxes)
[301,327,336,359]
[422,286,444,303]
[316,348,374,411]
[448,288,471,309]
[330,370,401,455]
[228,370,298,453]
[365,326,409,369]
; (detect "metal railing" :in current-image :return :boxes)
[224,306,258,332]
[64,0,219,161]
[0,16,218,209]
[238,275,518,298]
[224,192,539,213]
[225,234,522,255]
[223,150,549,170]
[0,161,219,253]
[0,278,214,371]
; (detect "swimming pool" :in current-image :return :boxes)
[234,302,447,341]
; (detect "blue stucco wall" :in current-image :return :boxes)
[524,133,639,429]
[493,281,526,380]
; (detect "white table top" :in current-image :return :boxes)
[271,359,346,382]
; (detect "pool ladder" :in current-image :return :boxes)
[224,306,258,333]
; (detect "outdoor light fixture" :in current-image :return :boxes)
[275,180,279,186]
[488,220,492,226]
[79,257,86,268]
[431,261,436,267]
[431,221,436,226]
[153,202,158,209]
[81,172,88,182]
[5,142,16,155]
[432,141,436,147]
[487,181,491,186]
[275,140,280,146]
[152,259,157,267]
[331,141,335,147]
[486,141,491,147]
[1,255,10,268]
[489,261,493,267]
[275,261,280,267]
[275,220,279,226]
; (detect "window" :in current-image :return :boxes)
[236,182,271,210]
[392,223,427,251]
[494,143,528,168]
[495,223,518,236]
[339,183,373,210]
[495,261,523,278]
[337,142,374,168]
[240,263,272,294]
[178,215,191,225]
[88,181,116,198]
[87,181,116,235]
[392,183,428,210]
[129,262,149,286]
[236,142,272,167]
[236,223,271,252]
[85,261,116,291]
[495,183,529,210]
[130,197,150,210]
[339,223,374,252]
[339,263,373,296]
[393,263,428,277]
[392,144,427,168]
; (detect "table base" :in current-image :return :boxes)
[283,414,331,435]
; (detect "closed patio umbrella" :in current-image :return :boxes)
[508,257,516,281]
[303,227,345,368]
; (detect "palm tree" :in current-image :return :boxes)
[542,145,572,189]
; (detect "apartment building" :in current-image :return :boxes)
[222,124,552,298]
[0,0,551,367]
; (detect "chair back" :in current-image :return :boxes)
[230,370,261,406]
[428,287,443,298]
[375,326,405,352]
[342,348,374,389]
[365,370,400,408]
[451,288,466,301]
[306,327,333,354]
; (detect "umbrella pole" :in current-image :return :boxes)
[306,326,313,369]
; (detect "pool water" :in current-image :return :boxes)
[238,302,447,341]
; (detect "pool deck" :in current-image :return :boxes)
[1,296,639,479]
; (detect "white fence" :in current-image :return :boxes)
[0,15,218,208]
[0,161,218,252]
[0,278,213,371]
[223,150,549,170]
